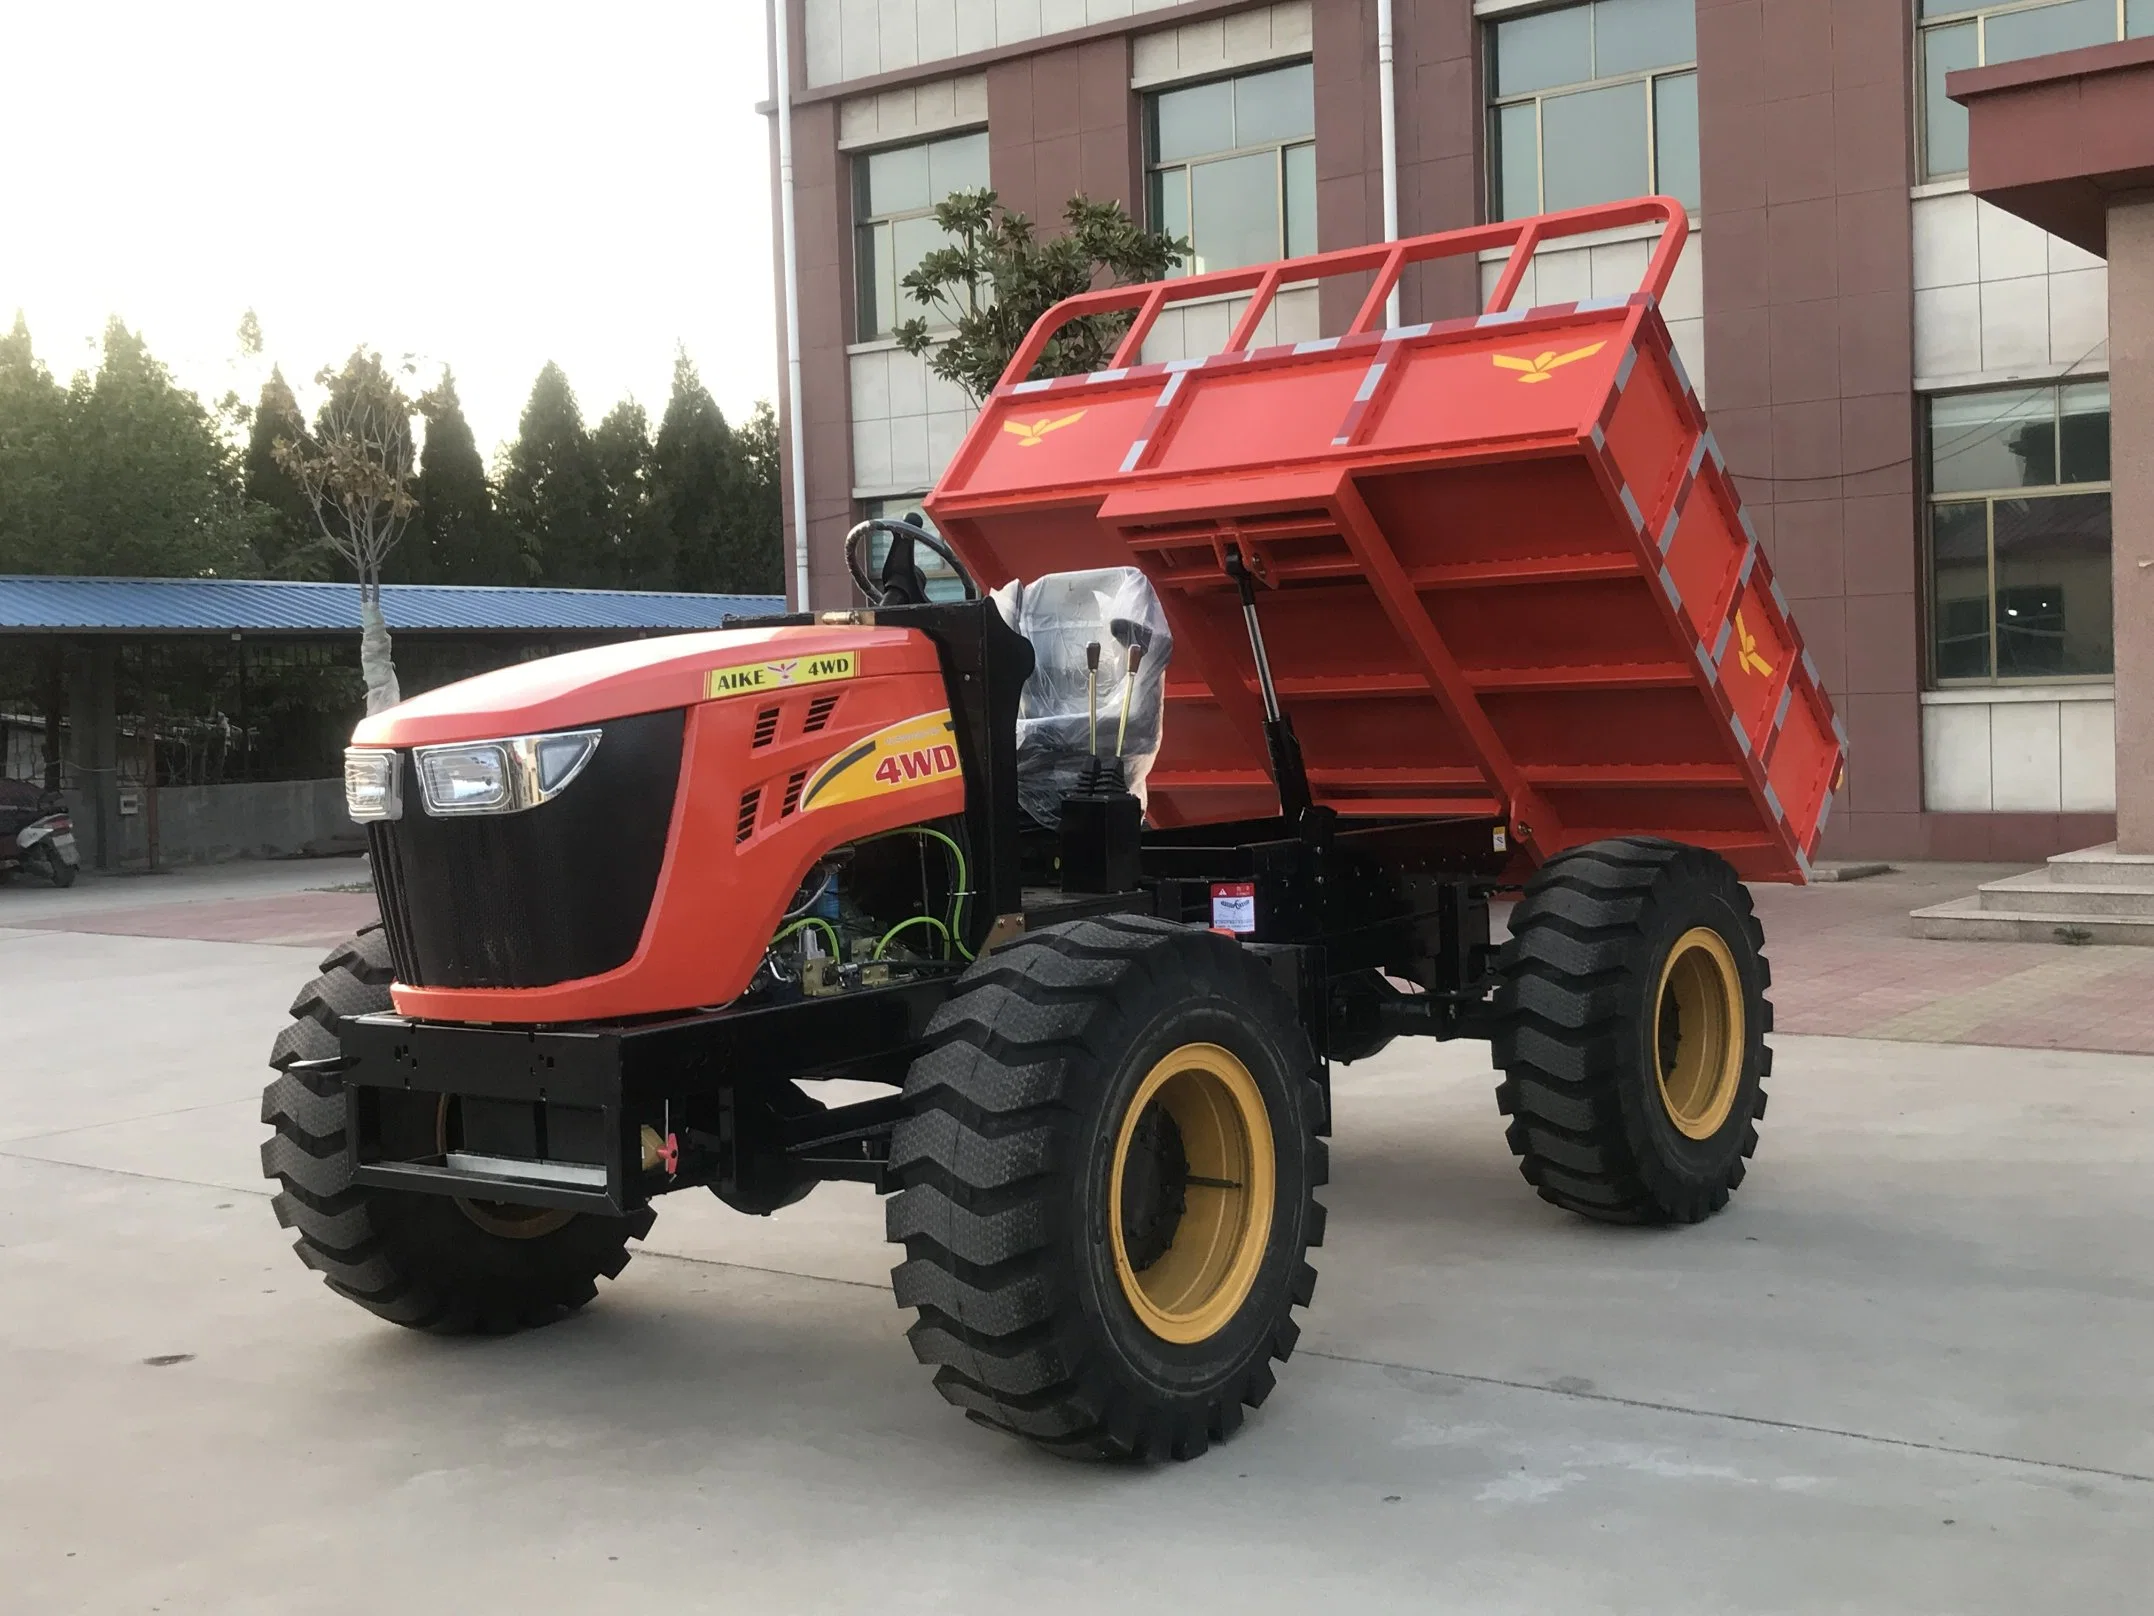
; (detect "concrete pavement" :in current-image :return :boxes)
[1,887,2150,1612]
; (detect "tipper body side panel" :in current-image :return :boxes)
[927,200,1844,882]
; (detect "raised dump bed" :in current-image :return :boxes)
[928,198,1844,882]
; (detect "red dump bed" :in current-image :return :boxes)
[927,199,1844,882]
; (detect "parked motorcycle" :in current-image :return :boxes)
[0,780,79,888]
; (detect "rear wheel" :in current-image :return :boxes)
[34,844,74,887]
[260,927,653,1332]
[1492,837,1771,1225]
[887,915,1325,1460]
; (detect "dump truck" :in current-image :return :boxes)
[263,197,1844,1462]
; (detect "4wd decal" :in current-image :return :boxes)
[802,711,962,812]
[706,652,857,700]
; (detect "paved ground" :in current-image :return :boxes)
[2,861,2150,1612]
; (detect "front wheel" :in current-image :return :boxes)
[886,915,1326,1461]
[260,927,653,1332]
[1492,837,1771,1225]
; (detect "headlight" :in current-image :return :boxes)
[343,748,402,822]
[412,729,601,817]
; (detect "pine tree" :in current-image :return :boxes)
[0,313,65,575]
[412,370,511,583]
[719,401,784,594]
[242,367,329,578]
[499,362,603,587]
[650,352,736,593]
[592,399,668,589]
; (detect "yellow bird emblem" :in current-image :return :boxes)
[1003,410,1086,447]
[1734,609,1775,678]
[1491,341,1606,383]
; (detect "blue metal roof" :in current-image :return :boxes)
[0,575,785,634]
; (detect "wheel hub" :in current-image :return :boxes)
[1107,1042,1277,1345]
[1652,926,1744,1140]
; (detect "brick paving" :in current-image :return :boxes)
[10,860,2154,1056]
[1750,863,2154,1056]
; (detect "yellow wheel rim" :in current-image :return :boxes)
[1653,927,1746,1140]
[1108,1042,1277,1345]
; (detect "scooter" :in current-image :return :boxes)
[0,782,79,888]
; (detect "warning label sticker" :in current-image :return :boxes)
[1210,882,1257,935]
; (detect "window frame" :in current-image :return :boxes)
[1924,380,2115,687]
[1143,61,1317,277]
[851,128,988,344]
[1916,0,2140,181]
[1483,0,1700,221]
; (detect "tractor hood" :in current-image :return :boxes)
[351,623,938,748]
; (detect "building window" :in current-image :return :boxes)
[854,131,989,341]
[1920,0,2150,180]
[1146,61,1315,275]
[857,499,967,602]
[1927,382,2112,683]
[1487,0,1699,221]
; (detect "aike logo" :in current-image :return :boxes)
[1491,341,1605,383]
[706,652,858,699]
[1003,410,1086,447]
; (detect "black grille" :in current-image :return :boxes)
[368,708,684,990]
[803,692,840,733]
[751,705,780,747]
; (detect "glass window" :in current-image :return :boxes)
[1926,382,2114,683]
[1919,1,2132,180]
[854,130,988,341]
[1487,0,1698,219]
[1147,62,1315,275]
[2132,0,2154,34]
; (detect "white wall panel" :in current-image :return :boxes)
[806,0,1198,84]
[1131,2,1311,87]
[2060,698,2118,814]
[1923,701,1993,811]
[1989,699,2063,812]
[1912,192,2109,384]
[1924,689,2118,815]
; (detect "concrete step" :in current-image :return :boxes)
[1973,871,2154,918]
[2038,842,2154,890]
[1910,894,2154,946]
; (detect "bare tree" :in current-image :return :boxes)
[273,349,420,713]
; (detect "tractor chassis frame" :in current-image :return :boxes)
[333,809,1508,1220]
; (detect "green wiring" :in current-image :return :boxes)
[875,914,952,960]
[768,916,840,957]
[858,824,975,960]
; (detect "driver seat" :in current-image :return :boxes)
[992,567,1174,828]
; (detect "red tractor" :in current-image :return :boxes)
[264,198,1842,1461]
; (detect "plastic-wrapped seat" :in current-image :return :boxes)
[991,567,1173,827]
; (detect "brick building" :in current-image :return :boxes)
[766,0,2147,862]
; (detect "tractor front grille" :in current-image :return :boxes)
[369,708,685,990]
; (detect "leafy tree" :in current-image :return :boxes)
[409,370,512,584]
[272,348,421,713]
[241,367,330,578]
[592,399,668,588]
[893,191,1187,401]
[499,362,604,587]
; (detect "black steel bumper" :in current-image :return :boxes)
[339,978,953,1216]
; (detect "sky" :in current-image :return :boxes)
[2,0,779,460]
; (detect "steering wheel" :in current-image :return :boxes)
[844,515,980,607]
